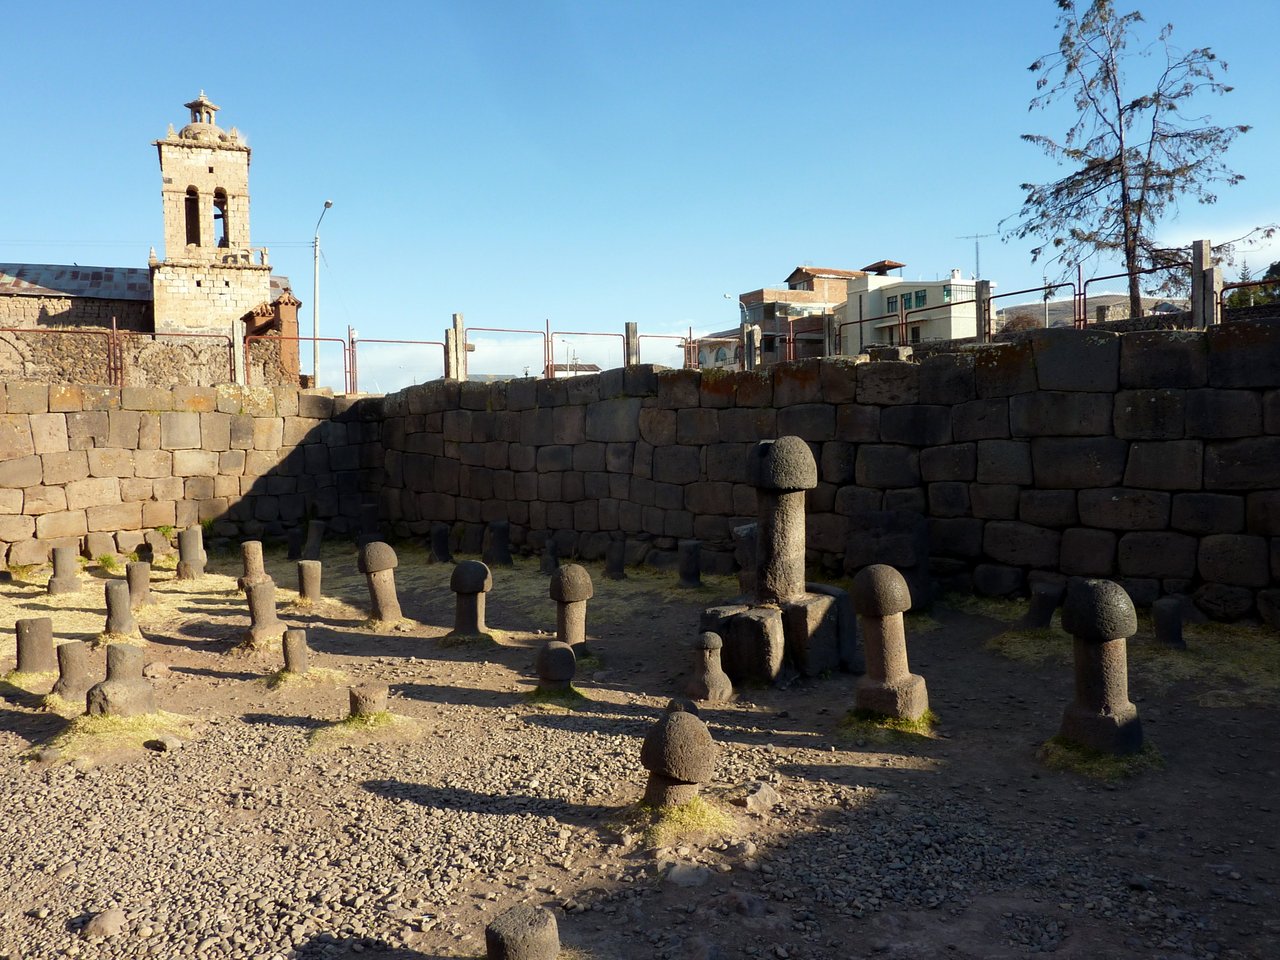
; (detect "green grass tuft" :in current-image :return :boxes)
[985,625,1071,663]
[633,796,734,848]
[33,710,191,761]
[308,710,407,749]
[263,666,347,690]
[2,670,56,690]
[1038,736,1164,781]
[839,708,939,743]
[96,554,122,574]
[940,592,1026,622]
[524,685,588,709]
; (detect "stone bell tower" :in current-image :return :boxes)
[150,93,272,382]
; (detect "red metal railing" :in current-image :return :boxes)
[465,324,550,378]
[549,330,625,376]
[637,333,690,367]
[989,282,1077,337]
[1079,267,1185,328]
[1219,277,1280,309]
[349,337,446,393]
[246,334,349,392]
[835,312,898,354]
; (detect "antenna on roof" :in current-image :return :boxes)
[956,232,995,279]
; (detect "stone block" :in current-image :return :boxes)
[929,517,984,558]
[197,412,231,451]
[781,593,840,677]
[22,485,66,516]
[80,386,119,411]
[721,607,785,684]
[29,413,68,454]
[1112,389,1185,440]
[734,370,772,407]
[1019,489,1077,528]
[773,359,824,406]
[983,521,1060,568]
[87,501,143,533]
[34,509,87,540]
[920,442,976,482]
[819,441,858,485]
[696,369,735,408]
[1246,491,1280,536]
[952,398,1009,441]
[230,415,255,449]
[973,563,1025,596]
[160,411,201,449]
[1204,438,1280,490]
[62,476,119,510]
[0,514,34,541]
[1030,437,1128,488]
[121,478,154,501]
[1122,440,1202,491]
[834,485,881,516]
[105,410,141,448]
[41,450,89,485]
[1077,488,1170,530]
[843,510,930,576]
[856,361,919,405]
[1172,492,1244,535]
[0,489,18,514]
[820,357,862,403]
[855,445,920,489]
[298,392,335,420]
[718,407,776,442]
[879,404,951,446]
[1059,527,1117,577]
[1119,330,1208,389]
[65,411,107,448]
[170,385,216,412]
[657,369,700,409]
[976,439,1032,485]
[7,539,51,565]
[87,448,136,479]
[1198,534,1269,587]
[638,408,675,446]
[552,406,585,444]
[252,417,284,450]
[1193,583,1254,621]
[1030,328,1120,391]
[918,352,976,404]
[835,403,880,441]
[137,413,160,450]
[974,341,1036,398]
[172,449,218,477]
[0,455,43,489]
[1011,392,1113,437]
[884,488,925,513]
[653,445,701,484]
[5,382,48,414]
[1184,389,1261,439]
[677,408,720,445]
[48,384,83,413]
[927,481,970,518]
[1116,531,1198,579]
[0,414,35,460]
[777,403,835,441]
[1206,319,1280,388]
[584,396,641,442]
[970,483,1020,519]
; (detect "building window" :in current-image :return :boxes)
[184,187,201,245]
[914,290,927,308]
[213,189,229,248]
[910,325,921,344]
[886,295,898,313]
[714,347,728,364]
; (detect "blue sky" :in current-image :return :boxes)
[2,1,1276,390]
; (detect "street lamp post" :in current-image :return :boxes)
[312,200,333,385]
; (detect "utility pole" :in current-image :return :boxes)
[956,232,994,280]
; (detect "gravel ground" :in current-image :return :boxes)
[0,544,1276,959]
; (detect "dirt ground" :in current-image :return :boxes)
[0,542,1277,960]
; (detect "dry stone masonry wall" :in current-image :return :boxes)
[377,322,1280,620]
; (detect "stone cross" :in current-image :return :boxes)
[677,539,702,589]
[15,617,56,674]
[851,564,929,721]
[685,631,732,703]
[126,561,152,609]
[243,578,286,650]
[52,640,91,702]
[283,628,310,675]
[102,580,140,641]
[640,705,717,807]
[482,520,514,567]
[485,903,560,960]
[47,545,81,595]
[358,542,402,624]
[301,519,325,562]
[746,437,817,605]
[448,560,494,640]
[550,564,593,655]
[176,527,205,580]
[536,640,576,692]
[86,644,156,718]
[296,560,322,604]
[1059,578,1143,755]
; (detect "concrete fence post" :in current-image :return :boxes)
[624,321,640,366]
[975,280,992,343]
[444,312,467,381]
[1191,239,1211,329]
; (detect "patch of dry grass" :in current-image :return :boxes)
[308,710,413,749]
[2,670,55,692]
[940,592,1026,622]
[838,708,939,744]
[985,625,1072,663]
[1038,736,1163,781]
[263,666,347,690]
[524,685,588,709]
[629,795,735,849]
[32,710,192,762]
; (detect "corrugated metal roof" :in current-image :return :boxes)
[786,266,865,283]
[0,263,154,301]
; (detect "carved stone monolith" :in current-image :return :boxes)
[640,708,718,807]
[242,578,286,650]
[604,539,627,580]
[355,503,381,547]
[851,564,928,721]
[448,560,494,640]
[1058,578,1143,755]
[348,682,389,718]
[176,527,205,580]
[85,644,156,718]
[301,519,325,562]
[283,628,310,675]
[485,903,560,960]
[286,527,304,561]
[539,540,559,575]
[428,521,453,564]
[358,542,402,625]
[1152,596,1185,650]
[297,560,322,604]
[685,631,732,703]
[238,540,269,592]
[536,640,576,692]
[47,545,82,595]
[550,564,593,656]
[15,617,56,673]
[101,580,141,642]
[51,640,92,702]
[126,561,152,609]
[483,520,514,567]
[1024,579,1066,629]
[746,437,817,605]
[677,539,702,589]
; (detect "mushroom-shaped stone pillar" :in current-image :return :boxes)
[448,560,494,640]
[746,437,817,605]
[640,707,718,807]
[485,903,560,960]
[685,631,733,703]
[550,564,593,655]
[851,564,928,721]
[358,542,402,624]
[1058,578,1143,755]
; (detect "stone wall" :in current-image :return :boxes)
[0,382,374,567]
[0,295,153,330]
[376,322,1280,619]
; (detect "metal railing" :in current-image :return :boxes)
[349,337,446,393]
[637,332,690,367]
[465,324,550,378]
[550,330,625,376]
[246,334,349,392]
[990,282,1077,337]
[1220,277,1280,309]
[1079,266,1185,328]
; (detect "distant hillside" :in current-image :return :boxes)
[997,293,1188,329]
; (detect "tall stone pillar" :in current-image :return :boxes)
[746,437,817,605]
[624,321,640,367]
[444,312,467,381]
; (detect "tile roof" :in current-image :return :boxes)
[0,263,153,301]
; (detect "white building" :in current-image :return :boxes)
[836,261,988,353]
